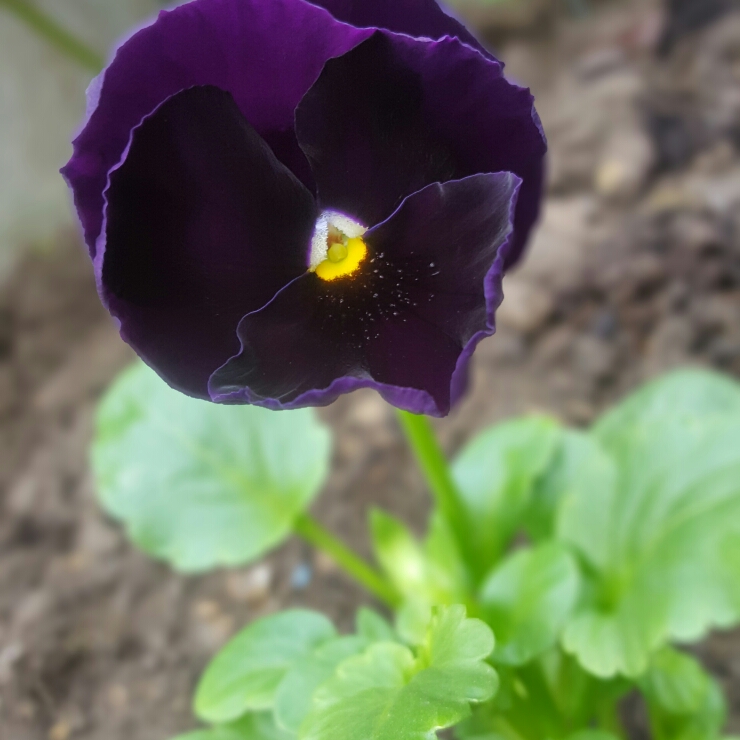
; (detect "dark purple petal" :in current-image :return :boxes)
[366,172,521,345]
[61,0,371,255]
[306,0,492,59]
[364,172,521,413]
[100,86,318,399]
[364,312,462,415]
[210,173,520,416]
[209,273,367,407]
[295,32,545,266]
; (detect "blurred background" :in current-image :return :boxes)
[1,0,739,738]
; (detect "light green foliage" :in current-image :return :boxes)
[195,610,335,723]
[455,659,627,740]
[451,417,561,577]
[356,608,396,642]
[171,713,293,740]
[92,362,330,571]
[274,636,369,733]
[640,648,726,740]
[300,605,497,740]
[370,510,429,595]
[559,370,740,677]
[171,731,243,740]
[98,361,740,740]
[369,510,466,608]
[479,542,580,665]
[640,648,712,716]
[529,429,616,545]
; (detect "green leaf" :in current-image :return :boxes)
[170,731,243,740]
[639,647,711,715]
[528,430,614,545]
[538,649,629,726]
[370,510,428,596]
[565,733,621,740]
[639,648,726,740]
[594,369,740,442]
[451,417,561,576]
[301,605,497,740]
[657,679,726,740]
[92,362,331,572]
[395,599,434,647]
[195,610,335,723]
[171,713,292,740]
[553,432,619,572]
[454,664,571,740]
[423,512,472,600]
[356,609,396,642]
[559,370,740,677]
[369,510,466,606]
[274,636,368,733]
[479,542,580,665]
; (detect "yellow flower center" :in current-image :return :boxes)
[309,212,368,282]
[315,236,367,281]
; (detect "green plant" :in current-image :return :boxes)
[91,365,740,740]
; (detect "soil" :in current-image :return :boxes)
[1,2,740,739]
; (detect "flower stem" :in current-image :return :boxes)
[395,410,475,568]
[293,513,400,608]
[0,0,103,72]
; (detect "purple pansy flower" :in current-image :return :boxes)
[62,0,546,417]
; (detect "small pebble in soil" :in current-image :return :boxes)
[48,721,71,740]
[225,565,272,605]
[291,563,313,590]
[591,310,618,340]
[106,684,129,712]
[314,551,339,576]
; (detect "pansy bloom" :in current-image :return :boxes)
[62,0,546,416]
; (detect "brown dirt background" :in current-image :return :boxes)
[1,1,740,738]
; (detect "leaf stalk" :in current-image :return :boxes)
[396,410,477,572]
[0,0,103,72]
[293,513,401,608]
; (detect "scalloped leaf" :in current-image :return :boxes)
[479,542,580,665]
[558,370,740,677]
[451,417,561,577]
[300,605,497,740]
[92,362,331,572]
[274,636,368,733]
[195,610,335,723]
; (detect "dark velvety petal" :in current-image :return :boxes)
[295,32,545,266]
[363,172,521,414]
[100,86,318,399]
[210,173,519,416]
[209,272,445,415]
[209,273,368,407]
[61,0,371,255]
[306,0,492,59]
[364,312,462,414]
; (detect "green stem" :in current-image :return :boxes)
[294,513,400,609]
[396,410,475,569]
[595,696,626,740]
[0,0,103,72]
